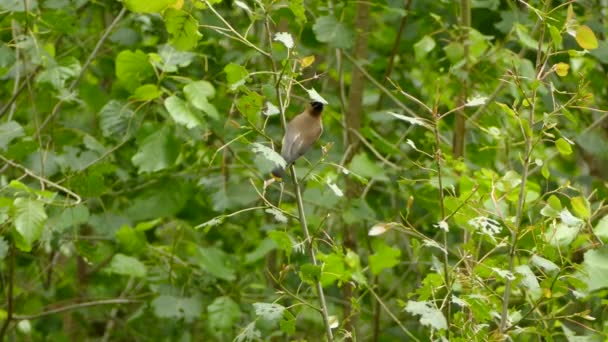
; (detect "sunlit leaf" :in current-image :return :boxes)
[575,25,598,50]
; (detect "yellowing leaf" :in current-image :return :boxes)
[575,25,598,50]
[300,55,315,68]
[554,62,569,77]
[169,0,184,9]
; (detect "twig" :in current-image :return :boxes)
[13,299,142,320]
[0,155,81,204]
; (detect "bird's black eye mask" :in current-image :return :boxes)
[310,101,324,114]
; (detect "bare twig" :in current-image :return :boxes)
[13,299,142,321]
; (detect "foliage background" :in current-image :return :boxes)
[2,0,608,340]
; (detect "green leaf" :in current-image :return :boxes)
[152,295,202,323]
[280,310,296,335]
[115,50,154,90]
[548,24,562,49]
[99,100,135,138]
[253,303,285,323]
[13,198,48,252]
[196,246,236,281]
[164,95,203,128]
[164,8,202,51]
[207,296,241,331]
[37,57,81,90]
[414,35,436,61]
[116,225,147,254]
[224,63,249,90]
[404,300,447,331]
[594,215,608,242]
[570,196,590,220]
[348,153,389,182]
[288,0,306,23]
[515,265,541,300]
[51,204,90,232]
[0,121,24,151]
[184,81,219,119]
[130,84,162,101]
[236,92,263,124]
[131,126,179,173]
[126,181,190,221]
[156,44,195,72]
[545,222,580,247]
[299,263,321,284]
[124,0,176,13]
[555,138,572,156]
[583,248,608,291]
[106,253,147,278]
[369,240,401,275]
[312,16,354,49]
[575,25,598,50]
[268,230,294,257]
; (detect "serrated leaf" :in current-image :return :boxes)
[583,248,608,291]
[164,8,202,51]
[530,255,559,273]
[236,92,263,124]
[13,198,47,252]
[152,295,202,323]
[515,265,541,300]
[253,303,285,323]
[312,16,353,49]
[369,241,401,274]
[575,25,598,50]
[184,81,219,119]
[207,296,241,331]
[196,246,236,281]
[306,87,328,104]
[0,121,24,151]
[273,32,294,49]
[99,100,134,138]
[251,142,286,169]
[404,300,447,331]
[131,126,179,173]
[164,95,203,128]
[106,253,147,277]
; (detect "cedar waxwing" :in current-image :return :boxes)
[271,101,324,178]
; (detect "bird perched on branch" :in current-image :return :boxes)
[271,101,325,178]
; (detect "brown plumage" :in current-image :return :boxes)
[271,101,324,178]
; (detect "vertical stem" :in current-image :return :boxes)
[499,5,548,332]
[453,0,470,159]
[432,108,451,334]
[264,17,334,342]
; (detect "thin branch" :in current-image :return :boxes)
[0,154,81,204]
[13,299,142,321]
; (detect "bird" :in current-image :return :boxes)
[271,101,325,178]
